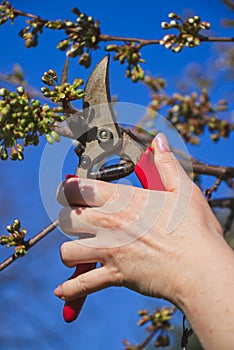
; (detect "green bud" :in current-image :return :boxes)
[17,152,24,161]
[27,122,35,131]
[31,100,41,108]
[172,45,182,53]
[7,225,13,233]
[46,134,54,144]
[16,143,24,152]
[193,37,200,46]
[15,245,27,257]
[13,219,20,230]
[65,20,75,27]
[57,39,70,51]
[73,78,84,89]
[51,131,61,142]
[91,35,97,43]
[105,44,118,51]
[0,17,8,25]
[194,15,200,22]
[0,236,9,245]
[188,18,194,24]
[168,12,180,20]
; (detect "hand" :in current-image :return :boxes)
[54,133,222,306]
[55,134,234,350]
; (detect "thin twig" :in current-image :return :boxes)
[205,178,222,199]
[0,220,59,272]
[136,327,159,350]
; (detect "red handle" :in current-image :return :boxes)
[63,147,165,323]
[63,263,96,323]
[134,147,165,191]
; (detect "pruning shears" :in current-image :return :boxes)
[58,55,165,322]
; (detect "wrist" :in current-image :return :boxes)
[175,232,234,349]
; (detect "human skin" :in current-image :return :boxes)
[55,133,234,349]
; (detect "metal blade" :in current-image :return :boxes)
[83,55,112,109]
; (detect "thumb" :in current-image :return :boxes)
[152,133,191,192]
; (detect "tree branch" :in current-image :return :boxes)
[199,35,234,42]
[181,159,234,180]
[5,6,234,46]
[209,197,234,209]
[0,220,59,272]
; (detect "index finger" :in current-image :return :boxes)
[56,177,119,207]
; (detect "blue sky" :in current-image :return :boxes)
[0,1,233,349]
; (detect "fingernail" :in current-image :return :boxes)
[147,146,154,153]
[65,174,78,180]
[54,285,65,299]
[156,133,170,153]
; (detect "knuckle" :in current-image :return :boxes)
[108,264,124,286]
[60,242,70,265]
[76,274,89,294]
[97,213,123,229]
[58,207,71,232]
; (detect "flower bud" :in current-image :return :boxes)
[16,86,25,95]
[169,20,177,27]
[0,88,7,96]
[188,18,194,24]
[161,22,169,29]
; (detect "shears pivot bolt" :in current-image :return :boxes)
[80,155,91,169]
[97,128,113,142]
